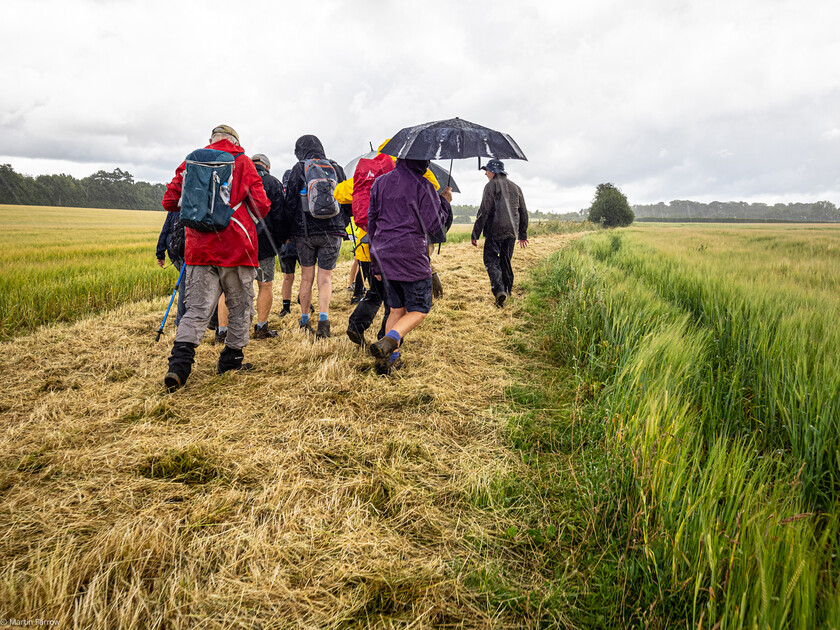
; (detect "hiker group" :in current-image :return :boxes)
[157,124,529,392]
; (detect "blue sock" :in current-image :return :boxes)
[217,326,228,333]
[386,329,401,343]
[301,313,310,324]
[390,350,400,363]
[257,321,267,327]
[319,312,329,321]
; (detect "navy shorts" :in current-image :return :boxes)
[382,277,433,313]
[279,256,298,275]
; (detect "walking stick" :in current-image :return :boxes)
[155,264,186,342]
[347,217,366,292]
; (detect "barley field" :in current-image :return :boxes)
[0,205,175,340]
[525,223,840,627]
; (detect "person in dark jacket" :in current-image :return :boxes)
[367,158,452,375]
[470,159,529,307]
[156,211,186,326]
[277,168,298,318]
[251,153,286,339]
[282,135,350,339]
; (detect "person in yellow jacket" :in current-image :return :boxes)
[345,217,367,303]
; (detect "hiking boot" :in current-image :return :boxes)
[278,308,291,318]
[316,319,331,339]
[300,319,314,335]
[494,292,507,308]
[346,328,365,347]
[350,295,363,304]
[214,329,227,345]
[217,346,254,374]
[369,335,399,359]
[431,272,443,299]
[164,371,183,393]
[217,362,254,374]
[253,323,278,339]
[165,342,194,392]
[375,355,403,376]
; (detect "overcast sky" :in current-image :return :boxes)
[2,0,838,211]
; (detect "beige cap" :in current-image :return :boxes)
[252,153,270,169]
[211,124,239,144]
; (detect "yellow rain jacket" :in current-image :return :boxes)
[345,217,370,262]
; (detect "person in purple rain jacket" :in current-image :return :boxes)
[367,158,452,375]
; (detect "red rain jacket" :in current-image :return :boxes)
[162,139,270,267]
[351,153,395,230]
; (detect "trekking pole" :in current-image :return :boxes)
[155,264,186,342]
[347,218,366,292]
[244,195,283,258]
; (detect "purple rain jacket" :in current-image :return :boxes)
[368,159,451,282]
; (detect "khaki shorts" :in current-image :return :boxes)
[256,256,276,283]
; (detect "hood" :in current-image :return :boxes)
[398,158,431,176]
[294,135,326,160]
[209,138,244,156]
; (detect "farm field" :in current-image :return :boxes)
[1,213,838,628]
[0,205,175,340]
[523,223,840,627]
[0,205,590,340]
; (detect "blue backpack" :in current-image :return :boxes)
[180,149,240,232]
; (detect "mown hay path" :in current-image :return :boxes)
[0,235,579,628]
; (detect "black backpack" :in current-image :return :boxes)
[167,213,186,261]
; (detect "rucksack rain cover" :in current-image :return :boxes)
[302,158,340,219]
[180,149,236,232]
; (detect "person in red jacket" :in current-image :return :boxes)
[162,125,270,392]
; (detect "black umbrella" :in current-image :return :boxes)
[428,162,460,193]
[344,150,461,193]
[379,117,527,162]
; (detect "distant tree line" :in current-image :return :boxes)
[0,164,166,211]
[452,204,584,224]
[633,199,840,222]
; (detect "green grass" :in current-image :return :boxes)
[507,223,840,628]
[445,219,596,244]
[0,205,176,340]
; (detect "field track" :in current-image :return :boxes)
[0,233,581,627]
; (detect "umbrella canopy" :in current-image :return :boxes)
[344,151,460,193]
[428,162,460,193]
[379,117,527,161]
[343,150,376,179]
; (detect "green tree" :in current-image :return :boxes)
[587,182,634,227]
